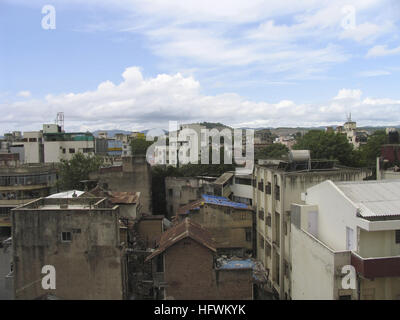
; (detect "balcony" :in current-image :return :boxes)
[351,252,400,278]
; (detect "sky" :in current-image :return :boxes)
[1,0,400,133]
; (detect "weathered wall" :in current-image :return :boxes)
[12,208,124,300]
[184,205,254,252]
[163,238,253,300]
[90,156,152,214]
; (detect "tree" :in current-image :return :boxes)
[255,143,288,160]
[358,130,388,166]
[58,153,104,191]
[130,137,153,155]
[293,130,357,166]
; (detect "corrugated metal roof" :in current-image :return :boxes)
[335,180,400,217]
[145,218,216,261]
[214,172,234,185]
[219,259,254,270]
[201,194,250,210]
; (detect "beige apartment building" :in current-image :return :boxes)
[291,180,400,300]
[253,151,371,299]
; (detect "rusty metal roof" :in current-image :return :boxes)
[86,185,140,204]
[177,199,203,215]
[109,191,140,204]
[145,218,216,261]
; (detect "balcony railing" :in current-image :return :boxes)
[351,252,400,278]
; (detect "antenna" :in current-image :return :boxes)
[56,112,64,132]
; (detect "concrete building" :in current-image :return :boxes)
[253,151,371,299]
[9,125,95,164]
[145,218,254,300]
[89,156,152,214]
[214,172,253,206]
[0,164,58,218]
[336,116,368,149]
[291,180,400,300]
[11,197,127,300]
[176,194,254,255]
[165,176,216,218]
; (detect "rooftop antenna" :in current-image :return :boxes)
[56,112,64,132]
[346,112,352,122]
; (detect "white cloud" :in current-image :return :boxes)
[358,70,391,77]
[334,89,362,100]
[2,67,400,133]
[366,44,400,57]
[17,91,31,98]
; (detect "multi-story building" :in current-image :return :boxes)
[7,124,95,164]
[11,196,128,300]
[291,180,400,299]
[0,164,58,218]
[89,155,152,214]
[336,115,368,149]
[176,194,254,256]
[165,176,216,218]
[253,151,371,299]
[145,218,254,300]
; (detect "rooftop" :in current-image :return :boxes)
[335,179,400,218]
[177,194,251,215]
[46,190,85,199]
[12,197,117,211]
[145,218,216,261]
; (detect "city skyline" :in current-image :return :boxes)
[1,0,400,132]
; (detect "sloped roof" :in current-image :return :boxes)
[177,199,203,215]
[335,179,400,217]
[201,194,250,210]
[109,191,140,204]
[145,218,216,261]
[86,185,140,204]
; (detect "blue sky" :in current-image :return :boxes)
[1,0,400,132]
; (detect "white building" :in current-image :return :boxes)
[291,179,400,300]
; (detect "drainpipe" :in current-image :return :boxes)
[376,157,381,180]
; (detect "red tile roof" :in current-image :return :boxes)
[145,218,216,261]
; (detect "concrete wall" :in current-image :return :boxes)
[184,204,254,252]
[12,207,125,300]
[291,215,354,300]
[90,156,152,214]
[163,238,253,300]
[0,243,13,300]
[44,140,95,163]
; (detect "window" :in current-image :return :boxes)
[245,229,252,242]
[258,179,264,192]
[266,214,272,227]
[258,210,264,221]
[275,185,280,201]
[396,230,400,244]
[61,231,72,242]
[235,177,252,186]
[69,148,75,154]
[266,182,272,194]
[259,235,265,249]
[339,295,351,300]
[265,242,271,257]
[156,254,164,272]
[168,189,173,197]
